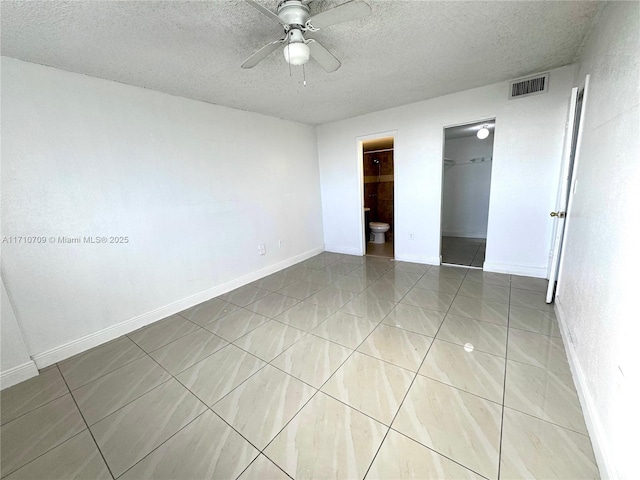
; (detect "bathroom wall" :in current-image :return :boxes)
[363,150,394,231]
[1,57,324,373]
[442,133,494,238]
[317,64,576,276]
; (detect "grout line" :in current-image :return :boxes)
[501,404,591,437]
[56,365,117,480]
[362,267,467,479]
[186,307,240,330]
[156,340,231,377]
[83,373,175,427]
[414,372,504,406]
[258,453,296,480]
[217,262,539,474]
[197,306,257,330]
[63,353,146,392]
[127,318,202,355]
[506,355,569,371]
[226,258,556,476]
[229,329,307,365]
[115,409,210,479]
[382,428,492,480]
[496,276,512,479]
[5,254,562,480]
[113,346,272,477]
[234,452,294,480]
[257,288,405,457]
[265,361,326,392]
[0,427,92,479]
[59,342,148,392]
[0,366,94,479]
[267,320,375,416]
[1,256,314,478]
[69,346,182,431]
[317,390,396,428]
[174,347,270,407]
[55,352,178,432]
[141,320,220,356]
[0,390,70,428]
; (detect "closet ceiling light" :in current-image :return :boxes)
[477,125,490,139]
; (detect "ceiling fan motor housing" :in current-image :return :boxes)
[277,1,311,27]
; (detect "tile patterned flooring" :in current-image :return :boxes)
[0,253,600,479]
[366,236,394,258]
[441,236,486,267]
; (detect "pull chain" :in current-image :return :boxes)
[303,63,306,86]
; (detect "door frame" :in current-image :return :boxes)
[439,117,497,267]
[356,130,397,257]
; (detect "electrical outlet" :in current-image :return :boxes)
[258,244,266,256]
[278,240,284,248]
[409,233,414,240]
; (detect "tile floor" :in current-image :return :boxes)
[366,235,394,258]
[0,253,600,479]
[441,236,486,267]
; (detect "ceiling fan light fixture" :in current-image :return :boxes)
[242,0,371,72]
[283,42,310,65]
[477,125,490,139]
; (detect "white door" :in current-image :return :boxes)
[546,76,590,303]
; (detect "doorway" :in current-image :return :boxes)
[362,137,394,258]
[441,119,495,267]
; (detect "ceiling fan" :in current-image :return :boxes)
[241,0,372,72]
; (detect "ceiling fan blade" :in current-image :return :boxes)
[245,0,285,26]
[241,39,284,69]
[307,39,341,72]
[306,0,371,29]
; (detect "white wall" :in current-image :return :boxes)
[554,3,639,479]
[1,57,324,370]
[1,278,38,388]
[317,64,576,275]
[442,134,494,238]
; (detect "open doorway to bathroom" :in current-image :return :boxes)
[363,137,394,258]
[441,119,495,267]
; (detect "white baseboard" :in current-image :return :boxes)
[0,360,39,390]
[324,245,362,256]
[554,299,616,480]
[483,261,547,278]
[394,254,440,265]
[32,246,325,369]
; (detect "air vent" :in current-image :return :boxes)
[509,72,549,99]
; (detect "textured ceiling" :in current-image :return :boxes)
[1,0,603,125]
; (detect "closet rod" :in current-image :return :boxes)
[443,157,492,165]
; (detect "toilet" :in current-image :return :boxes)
[369,222,390,244]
